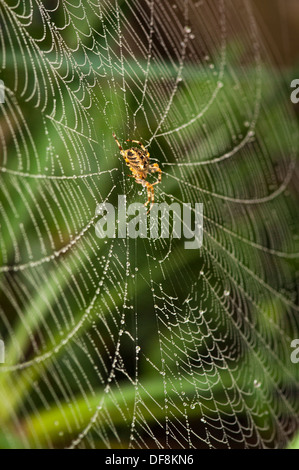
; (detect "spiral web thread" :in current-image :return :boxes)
[0,0,299,449]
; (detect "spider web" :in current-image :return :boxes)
[0,0,299,449]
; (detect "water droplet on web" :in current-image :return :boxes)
[224,290,230,297]
[254,379,261,388]
[184,26,191,34]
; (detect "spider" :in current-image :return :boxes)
[113,132,162,212]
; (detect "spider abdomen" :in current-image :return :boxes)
[125,148,149,174]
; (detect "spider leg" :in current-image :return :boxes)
[126,138,147,154]
[113,132,130,162]
[112,132,123,150]
[148,186,155,213]
[149,163,162,185]
[143,182,154,213]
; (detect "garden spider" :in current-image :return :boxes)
[113,132,162,212]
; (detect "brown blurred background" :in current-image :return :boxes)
[252,0,299,66]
